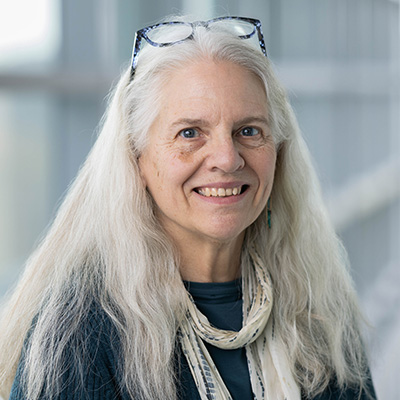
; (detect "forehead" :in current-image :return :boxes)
[157,60,268,121]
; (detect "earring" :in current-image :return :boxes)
[267,197,272,229]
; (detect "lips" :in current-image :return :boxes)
[195,185,249,197]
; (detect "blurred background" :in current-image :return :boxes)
[0,0,398,398]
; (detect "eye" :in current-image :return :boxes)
[179,128,199,139]
[239,126,260,137]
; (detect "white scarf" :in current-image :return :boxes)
[179,246,300,400]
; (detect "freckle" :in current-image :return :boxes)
[178,147,197,163]
[179,151,191,162]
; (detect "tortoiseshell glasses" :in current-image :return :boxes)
[130,16,267,80]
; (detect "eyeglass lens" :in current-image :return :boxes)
[145,19,256,45]
[208,19,256,37]
[145,23,193,44]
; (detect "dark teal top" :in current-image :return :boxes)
[184,279,253,399]
[10,288,376,400]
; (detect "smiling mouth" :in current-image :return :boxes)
[195,185,249,197]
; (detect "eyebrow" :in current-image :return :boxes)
[169,118,210,129]
[169,116,270,129]
[233,116,270,128]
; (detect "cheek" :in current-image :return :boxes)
[138,146,165,187]
[141,153,185,197]
[250,147,276,182]
[139,144,205,197]
[164,151,201,184]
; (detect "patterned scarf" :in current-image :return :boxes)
[179,246,300,400]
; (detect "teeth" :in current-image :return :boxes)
[197,186,243,197]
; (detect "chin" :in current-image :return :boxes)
[198,225,247,244]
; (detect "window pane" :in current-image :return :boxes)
[0,0,60,70]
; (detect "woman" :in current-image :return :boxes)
[0,16,375,400]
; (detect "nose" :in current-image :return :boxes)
[205,134,245,173]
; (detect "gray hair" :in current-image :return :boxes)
[0,20,371,400]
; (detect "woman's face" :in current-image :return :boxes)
[138,60,276,247]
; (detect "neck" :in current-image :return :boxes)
[176,234,245,283]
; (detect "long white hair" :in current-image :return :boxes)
[0,19,371,400]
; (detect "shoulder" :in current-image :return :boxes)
[82,303,122,359]
[10,303,127,400]
[308,378,377,400]
[78,303,123,378]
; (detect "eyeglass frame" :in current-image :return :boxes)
[130,16,267,80]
